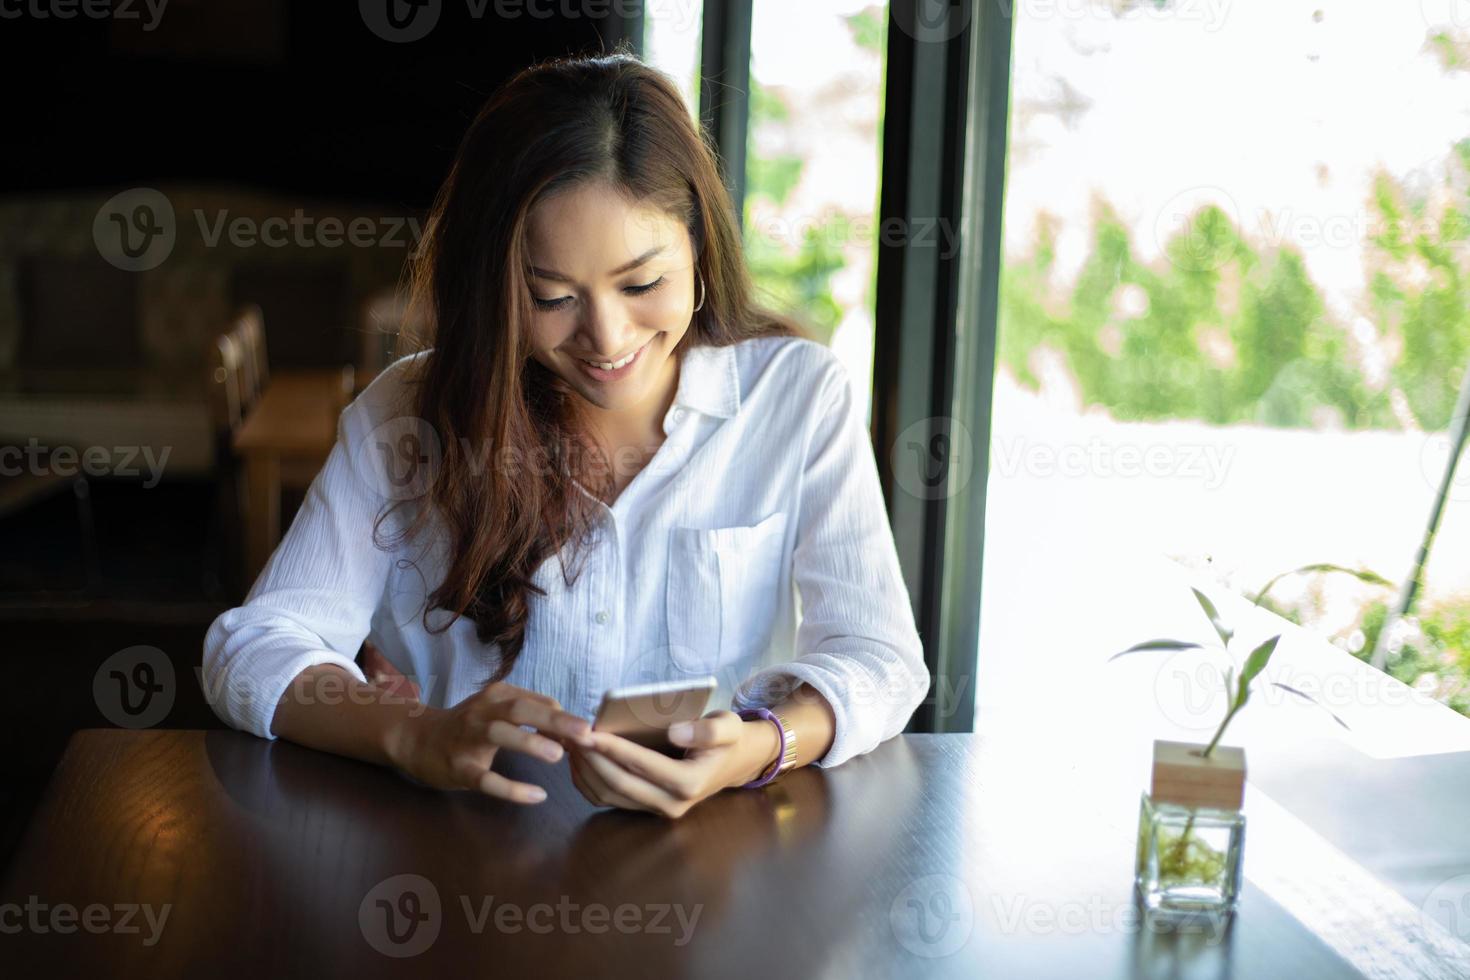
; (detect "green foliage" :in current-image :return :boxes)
[742,76,848,344]
[1113,566,1377,752]
[743,211,848,345]
[1193,587,1234,648]
[845,6,886,54]
[747,153,803,209]
[1227,566,1470,718]
[1251,563,1393,607]
[748,75,790,124]
[1370,168,1470,430]
[1347,599,1470,717]
[745,78,804,209]
[1000,148,1470,431]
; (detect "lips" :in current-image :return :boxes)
[578,346,642,371]
[574,337,651,383]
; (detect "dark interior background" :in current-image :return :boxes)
[0,0,609,203]
[0,0,621,869]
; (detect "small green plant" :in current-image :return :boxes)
[1111,563,1390,755]
[1115,563,1390,882]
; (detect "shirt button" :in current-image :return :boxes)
[595,610,610,625]
[671,408,685,424]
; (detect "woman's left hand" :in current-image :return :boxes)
[565,710,777,819]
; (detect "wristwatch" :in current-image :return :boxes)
[737,707,798,788]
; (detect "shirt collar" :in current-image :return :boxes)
[672,341,741,419]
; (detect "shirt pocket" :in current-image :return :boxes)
[665,511,789,674]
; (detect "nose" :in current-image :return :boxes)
[576,293,639,359]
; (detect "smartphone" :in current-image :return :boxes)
[592,676,717,757]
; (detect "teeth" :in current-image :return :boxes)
[583,348,637,371]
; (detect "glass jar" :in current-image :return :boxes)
[1135,792,1246,915]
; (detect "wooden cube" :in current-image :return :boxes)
[1150,739,1246,811]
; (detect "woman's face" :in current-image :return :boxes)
[524,181,697,418]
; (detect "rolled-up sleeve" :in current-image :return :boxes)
[201,389,397,739]
[731,352,930,767]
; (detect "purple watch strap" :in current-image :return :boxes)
[737,707,786,788]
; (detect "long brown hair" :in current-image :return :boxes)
[382,51,804,683]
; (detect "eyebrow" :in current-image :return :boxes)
[528,245,668,283]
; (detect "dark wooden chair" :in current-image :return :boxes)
[233,304,268,413]
[202,330,248,598]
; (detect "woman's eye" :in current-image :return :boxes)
[624,276,666,296]
[531,276,663,312]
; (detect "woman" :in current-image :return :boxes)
[203,52,928,818]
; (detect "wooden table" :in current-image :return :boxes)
[232,368,352,583]
[6,724,1467,978]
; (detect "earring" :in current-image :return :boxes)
[692,270,706,313]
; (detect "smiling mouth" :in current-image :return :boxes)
[573,337,651,372]
[570,334,652,373]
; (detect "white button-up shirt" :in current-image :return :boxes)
[203,336,930,768]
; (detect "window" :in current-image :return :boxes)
[744,0,888,421]
[981,2,1470,724]
[643,1,701,120]
[643,1,891,422]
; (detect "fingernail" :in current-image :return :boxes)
[669,723,693,744]
[526,787,547,802]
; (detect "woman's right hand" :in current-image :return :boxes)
[389,681,596,804]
